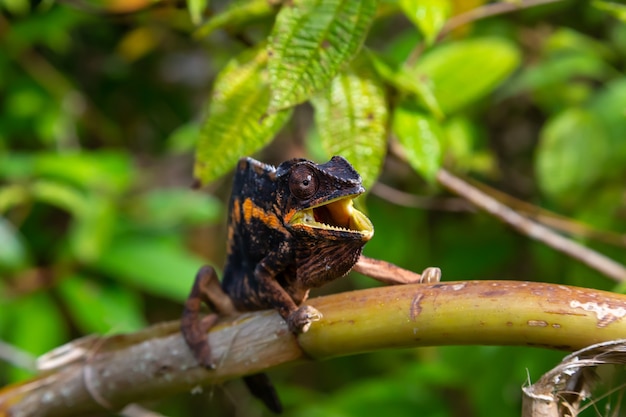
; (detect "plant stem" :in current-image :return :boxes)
[3,281,626,417]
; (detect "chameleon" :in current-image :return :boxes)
[181,156,441,412]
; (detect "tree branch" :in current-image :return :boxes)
[436,169,626,282]
[3,281,626,417]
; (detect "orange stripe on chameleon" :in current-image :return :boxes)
[232,198,242,224]
[242,198,286,232]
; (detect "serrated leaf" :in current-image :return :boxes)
[413,37,520,114]
[399,0,450,45]
[311,65,387,190]
[536,108,609,200]
[57,274,146,334]
[392,101,442,182]
[367,50,443,119]
[194,47,292,185]
[96,236,205,302]
[267,0,377,112]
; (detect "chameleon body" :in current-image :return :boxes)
[181,156,441,413]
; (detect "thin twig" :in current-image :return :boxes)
[0,341,37,372]
[461,174,626,248]
[441,0,563,38]
[371,182,475,212]
[436,168,626,282]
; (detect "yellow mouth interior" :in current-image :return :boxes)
[289,197,374,237]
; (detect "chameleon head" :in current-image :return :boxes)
[278,156,374,241]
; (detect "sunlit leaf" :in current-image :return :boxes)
[96,236,206,302]
[412,37,520,113]
[57,274,146,334]
[392,101,443,182]
[194,47,292,185]
[193,0,273,39]
[368,50,443,119]
[311,63,387,190]
[536,108,609,200]
[31,179,88,214]
[399,0,450,45]
[267,0,377,112]
[188,0,208,25]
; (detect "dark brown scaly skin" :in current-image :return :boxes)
[181,156,441,413]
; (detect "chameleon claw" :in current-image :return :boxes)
[420,267,442,283]
[288,305,322,334]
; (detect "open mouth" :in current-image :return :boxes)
[289,196,374,238]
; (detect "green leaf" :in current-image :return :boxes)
[536,108,610,200]
[0,217,29,274]
[593,0,626,22]
[441,116,475,167]
[392,101,442,182]
[412,37,520,114]
[311,64,388,191]
[131,188,222,227]
[267,0,377,112]
[193,0,273,39]
[30,180,116,263]
[167,121,201,154]
[57,274,146,334]
[31,179,88,214]
[95,236,206,302]
[35,151,133,195]
[367,50,443,119]
[188,0,208,25]
[399,0,450,46]
[194,47,292,185]
[5,292,67,381]
[588,78,626,167]
[69,195,116,263]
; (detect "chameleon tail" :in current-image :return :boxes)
[243,373,283,413]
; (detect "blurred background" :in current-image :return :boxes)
[1,0,625,416]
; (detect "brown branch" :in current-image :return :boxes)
[436,169,626,282]
[4,280,626,417]
[371,182,475,212]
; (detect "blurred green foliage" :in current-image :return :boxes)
[1,0,625,416]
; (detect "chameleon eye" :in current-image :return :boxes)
[289,165,319,200]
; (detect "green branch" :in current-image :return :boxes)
[2,281,626,417]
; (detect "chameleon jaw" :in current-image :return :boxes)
[289,196,374,239]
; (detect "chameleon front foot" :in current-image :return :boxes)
[288,305,322,333]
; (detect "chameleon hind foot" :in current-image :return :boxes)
[287,305,322,333]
